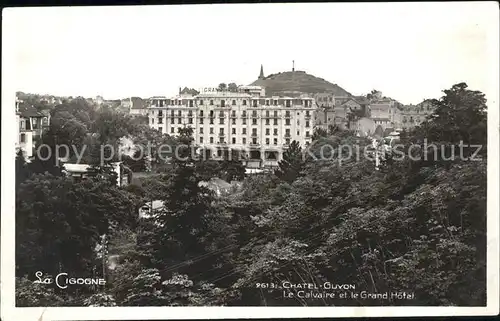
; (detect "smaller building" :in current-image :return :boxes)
[17,103,50,141]
[62,162,130,187]
[139,200,165,219]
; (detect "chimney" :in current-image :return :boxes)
[292,60,295,72]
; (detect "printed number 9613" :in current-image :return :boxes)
[255,283,278,289]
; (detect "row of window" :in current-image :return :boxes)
[197,136,294,146]
[152,117,311,127]
[160,126,310,137]
[152,99,313,108]
[153,110,311,117]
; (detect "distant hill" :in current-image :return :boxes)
[250,70,352,97]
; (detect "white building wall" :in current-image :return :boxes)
[147,90,315,166]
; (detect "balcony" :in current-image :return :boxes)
[240,114,247,119]
[284,114,292,119]
[218,133,225,137]
[284,133,291,138]
[305,114,311,119]
[249,142,260,147]
[251,134,258,138]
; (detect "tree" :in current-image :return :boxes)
[227,83,238,92]
[16,149,31,190]
[16,174,139,278]
[274,140,305,184]
[413,82,487,153]
[311,127,328,141]
[218,83,227,91]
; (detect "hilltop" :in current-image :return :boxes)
[250,70,352,96]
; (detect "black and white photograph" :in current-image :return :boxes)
[1,2,499,320]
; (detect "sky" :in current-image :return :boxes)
[3,2,499,105]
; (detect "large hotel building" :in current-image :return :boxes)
[147,86,315,168]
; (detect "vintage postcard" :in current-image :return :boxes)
[1,2,499,320]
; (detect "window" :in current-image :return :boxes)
[232,137,236,144]
[242,128,247,134]
[242,119,247,125]
[158,117,162,124]
[274,119,278,125]
[242,138,246,144]
[232,128,236,134]
[151,118,155,124]
[232,100,236,105]
[200,128,204,134]
[274,100,278,106]
[232,118,236,125]
[266,128,270,135]
[252,119,257,125]
[285,129,290,136]
[210,118,214,125]
[217,150,222,157]
[285,111,290,117]
[200,137,203,143]
[171,110,175,117]
[221,100,225,107]
[286,138,290,145]
[274,111,278,117]
[20,133,25,143]
[200,118,204,124]
[178,110,182,116]
[253,100,258,107]
[210,100,214,105]
[220,118,224,125]
[188,118,193,124]
[178,118,182,124]
[252,138,257,144]
[286,100,291,107]
[210,127,214,134]
[266,100,270,106]
[178,128,181,133]
[285,119,290,125]
[252,128,257,136]
[220,128,224,135]
[306,121,310,127]
[307,131,311,137]
[243,100,247,106]
[266,111,270,117]
[297,130,300,136]
[266,138,270,145]
[231,111,236,117]
[200,110,204,117]
[189,100,193,107]
[273,128,278,135]
[274,138,278,145]
[171,127,175,133]
[210,137,214,143]
[265,119,270,125]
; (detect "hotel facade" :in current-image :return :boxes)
[147,86,315,168]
